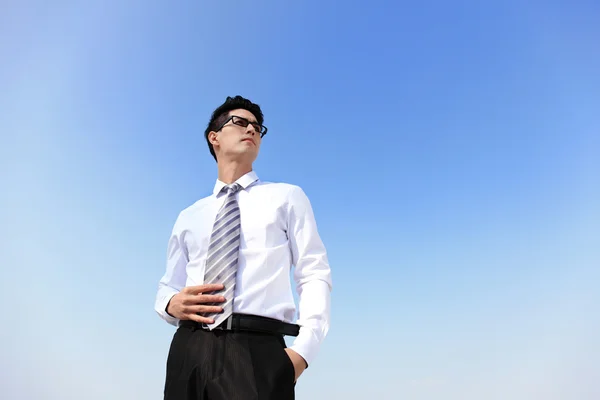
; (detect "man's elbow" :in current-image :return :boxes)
[295,268,332,292]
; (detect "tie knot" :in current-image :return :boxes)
[223,183,242,195]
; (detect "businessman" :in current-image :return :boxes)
[155,95,332,399]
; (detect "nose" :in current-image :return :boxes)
[245,124,258,136]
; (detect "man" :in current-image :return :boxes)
[155,95,332,399]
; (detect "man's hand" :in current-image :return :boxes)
[284,348,307,382]
[166,284,226,324]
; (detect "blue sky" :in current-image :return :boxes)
[1,1,599,399]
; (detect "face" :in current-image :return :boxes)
[209,108,263,164]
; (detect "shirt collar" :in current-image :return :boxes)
[212,170,259,196]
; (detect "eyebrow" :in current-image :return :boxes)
[234,115,258,124]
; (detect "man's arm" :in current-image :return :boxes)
[155,213,227,325]
[155,214,189,326]
[286,185,332,371]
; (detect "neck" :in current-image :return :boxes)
[217,160,253,184]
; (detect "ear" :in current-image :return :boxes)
[208,131,219,147]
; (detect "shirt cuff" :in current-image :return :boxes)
[155,289,180,326]
[289,325,321,367]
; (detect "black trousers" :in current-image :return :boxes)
[164,324,295,400]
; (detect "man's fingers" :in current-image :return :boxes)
[196,294,226,303]
[184,284,225,295]
[191,305,223,314]
[181,294,225,305]
[186,313,216,325]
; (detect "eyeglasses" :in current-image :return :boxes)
[216,115,268,138]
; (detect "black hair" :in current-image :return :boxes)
[204,95,264,162]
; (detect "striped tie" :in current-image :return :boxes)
[203,183,242,329]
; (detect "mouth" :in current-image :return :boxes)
[242,138,255,145]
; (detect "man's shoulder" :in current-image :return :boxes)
[253,180,315,210]
[253,180,307,198]
[255,179,297,189]
[174,193,214,223]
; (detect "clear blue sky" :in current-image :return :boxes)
[2,1,599,399]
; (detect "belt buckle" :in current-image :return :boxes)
[201,315,233,331]
[225,315,233,330]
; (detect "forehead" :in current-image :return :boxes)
[229,108,257,123]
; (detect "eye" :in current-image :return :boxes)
[233,117,247,127]
[251,123,262,132]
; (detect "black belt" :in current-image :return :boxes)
[180,314,300,337]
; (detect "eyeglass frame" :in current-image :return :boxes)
[215,115,268,138]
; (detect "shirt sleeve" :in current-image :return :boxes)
[286,185,332,367]
[155,213,189,326]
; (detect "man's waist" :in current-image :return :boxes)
[180,313,300,337]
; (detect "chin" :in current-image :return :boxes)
[232,150,258,163]
[241,146,258,156]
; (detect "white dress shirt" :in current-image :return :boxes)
[155,171,332,365]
